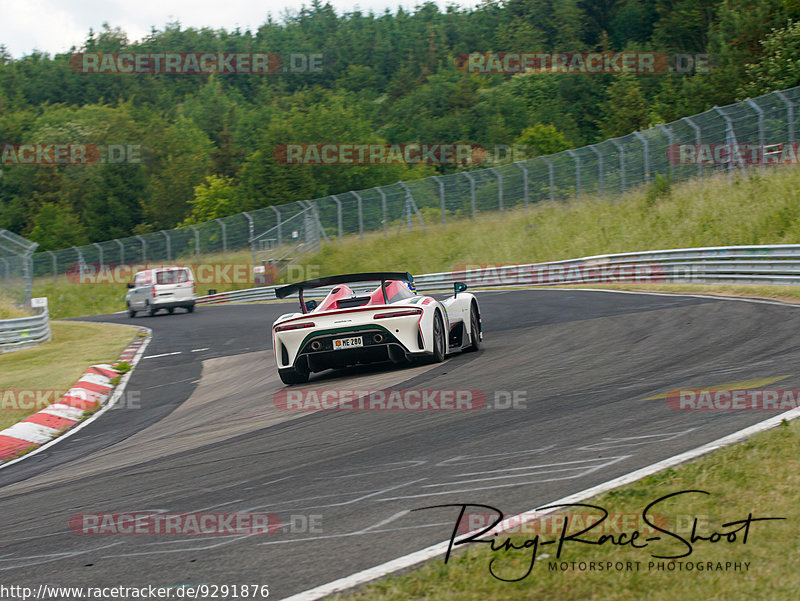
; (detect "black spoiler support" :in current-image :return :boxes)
[275,272,415,314]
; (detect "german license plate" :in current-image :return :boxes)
[334,336,363,350]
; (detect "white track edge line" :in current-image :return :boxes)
[280,406,800,601]
[0,325,152,471]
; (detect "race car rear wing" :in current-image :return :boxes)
[275,272,415,312]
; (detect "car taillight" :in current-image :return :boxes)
[373,309,423,319]
[274,321,316,332]
[152,286,157,298]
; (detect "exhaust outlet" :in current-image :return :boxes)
[310,340,323,351]
[373,333,384,344]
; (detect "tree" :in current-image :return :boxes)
[597,75,651,139]
[28,203,88,250]
[515,123,572,157]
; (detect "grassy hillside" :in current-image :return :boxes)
[33,166,800,318]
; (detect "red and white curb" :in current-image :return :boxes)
[0,326,151,464]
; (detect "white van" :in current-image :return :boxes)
[126,267,196,317]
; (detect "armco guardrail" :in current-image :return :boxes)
[194,244,800,306]
[0,310,51,353]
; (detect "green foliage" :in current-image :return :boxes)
[0,1,798,249]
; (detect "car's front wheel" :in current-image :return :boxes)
[466,303,481,352]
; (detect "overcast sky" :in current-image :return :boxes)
[0,0,480,58]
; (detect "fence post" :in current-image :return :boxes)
[745,98,766,152]
[374,187,387,237]
[189,226,200,257]
[567,150,581,197]
[541,156,555,200]
[136,235,146,262]
[0,258,6,285]
[633,131,650,183]
[268,206,282,248]
[160,230,171,261]
[329,197,342,242]
[589,144,604,196]
[463,172,476,219]
[72,245,86,281]
[774,90,795,145]
[713,105,738,182]
[115,239,125,266]
[514,163,529,210]
[215,218,227,255]
[243,212,255,265]
[93,242,103,268]
[399,182,427,232]
[352,191,364,239]
[658,124,675,180]
[490,168,503,212]
[431,176,446,225]
[23,242,36,306]
[610,139,626,193]
[47,250,57,282]
[682,117,703,177]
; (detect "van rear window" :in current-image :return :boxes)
[156,269,190,284]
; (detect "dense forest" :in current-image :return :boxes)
[1,0,799,250]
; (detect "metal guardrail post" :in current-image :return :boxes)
[541,156,555,200]
[633,131,650,183]
[610,138,626,193]
[682,117,703,177]
[713,105,737,181]
[463,172,476,219]
[589,144,603,196]
[774,90,795,145]
[567,150,581,197]
[47,250,57,282]
[268,206,282,248]
[514,163,529,209]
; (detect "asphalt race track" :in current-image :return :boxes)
[0,289,798,599]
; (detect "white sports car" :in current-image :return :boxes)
[272,272,482,385]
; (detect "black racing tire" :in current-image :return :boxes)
[167,307,174,314]
[466,303,481,352]
[431,311,446,363]
[147,301,157,317]
[279,369,310,386]
[186,304,195,313]
[127,303,136,318]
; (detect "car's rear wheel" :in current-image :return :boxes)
[431,312,446,362]
[279,368,309,386]
[127,303,136,318]
[466,303,481,352]
[186,304,195,313]
[147,301,156,317]
[167,307,174,314]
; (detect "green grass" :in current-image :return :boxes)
[334,419,800,601]
[0,299,29,319]
[32,166,800,318]
[0,321,136,430]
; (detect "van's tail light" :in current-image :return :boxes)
[152,287,157,298]
[274,321,315,332]
[373,309,423,319]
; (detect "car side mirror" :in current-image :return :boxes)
[304,299,317,312]
[453,282,468,297]
[126,283,135,289]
